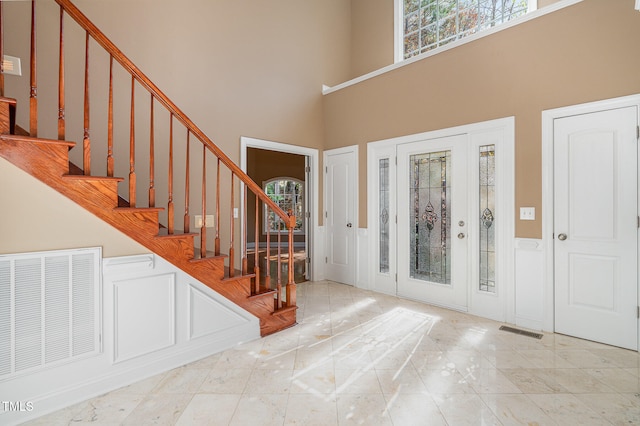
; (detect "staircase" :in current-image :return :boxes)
[0,1,297,336]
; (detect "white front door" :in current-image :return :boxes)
[554,106,638,350]
[397,135,468,310]
[325,148,357,285]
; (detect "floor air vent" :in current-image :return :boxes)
[499,325,543,339]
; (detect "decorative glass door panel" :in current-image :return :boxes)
[379,158,390,274]
[397,135,468,310]
[409,151,451,284]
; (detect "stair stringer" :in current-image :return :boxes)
[0,134,296,335]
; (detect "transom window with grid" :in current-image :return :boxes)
[402,0,531,59]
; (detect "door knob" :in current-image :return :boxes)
[558,233,567,241]
[347,223,353,228]
[457,232,465,239]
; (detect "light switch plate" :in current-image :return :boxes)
[2,55,22,76]
[195,215,215,228]
[520,207,535,221]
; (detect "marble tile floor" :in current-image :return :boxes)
[25,280,640,425]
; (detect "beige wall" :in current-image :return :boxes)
[350,0,394,78]
[1,0,351,255]
[0,158,147,257]
[2,0,638,253]
[324,0,640,238]
[4,0,351,154]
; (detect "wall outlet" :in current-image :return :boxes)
[520,207,535,221]
[194,214,215,228]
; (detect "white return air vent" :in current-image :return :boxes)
[0,248,101,379]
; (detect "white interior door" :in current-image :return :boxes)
[325,148,357,285]
[397,135,468,310]
[554,106,638,350]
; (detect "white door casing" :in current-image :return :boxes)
[324,146,358,285]
[542,94,640,350]
[367,118,515,322]
[239,137,320,281]
[553,106,638,350]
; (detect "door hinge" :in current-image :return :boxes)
[305,212,311,218]
[395,273,397,282]
[637,125,639,140]
[325,166,328,173]
[307,257,311,264]
[637,306,639,319]
[325,211,328,218]
[637,216,639,229]
[395,156,397,166]
[325,257,328,263]
[395,215,397,224]
[305,166,311,173]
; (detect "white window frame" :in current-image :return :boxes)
[394,0,540,63]
[324,0,579,94]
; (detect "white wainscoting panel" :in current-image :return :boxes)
[113,274,176,363]
[314,226,326,281]
[1,252,259,426]
[357,228,369,289]
[189,285,252,339]
[514,238,545,331]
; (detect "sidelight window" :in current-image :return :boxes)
[379,159,390,273]
[479,145,495,293]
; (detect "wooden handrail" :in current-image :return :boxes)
[53,0,292,226]
[7,0,297,311]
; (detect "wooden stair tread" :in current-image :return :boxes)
[223,272,256,283]
[0,133,75,148]
[273,305,298,316]
[113,206,164,212]
[191,250,227,261]
[155,228,198,238]
[63,174,124,182]
[0,96,17,106]
[248,288,276,298]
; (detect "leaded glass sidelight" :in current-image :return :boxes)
[379,159,390,273]
[409,151,451,284]
[479,145,496,293]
